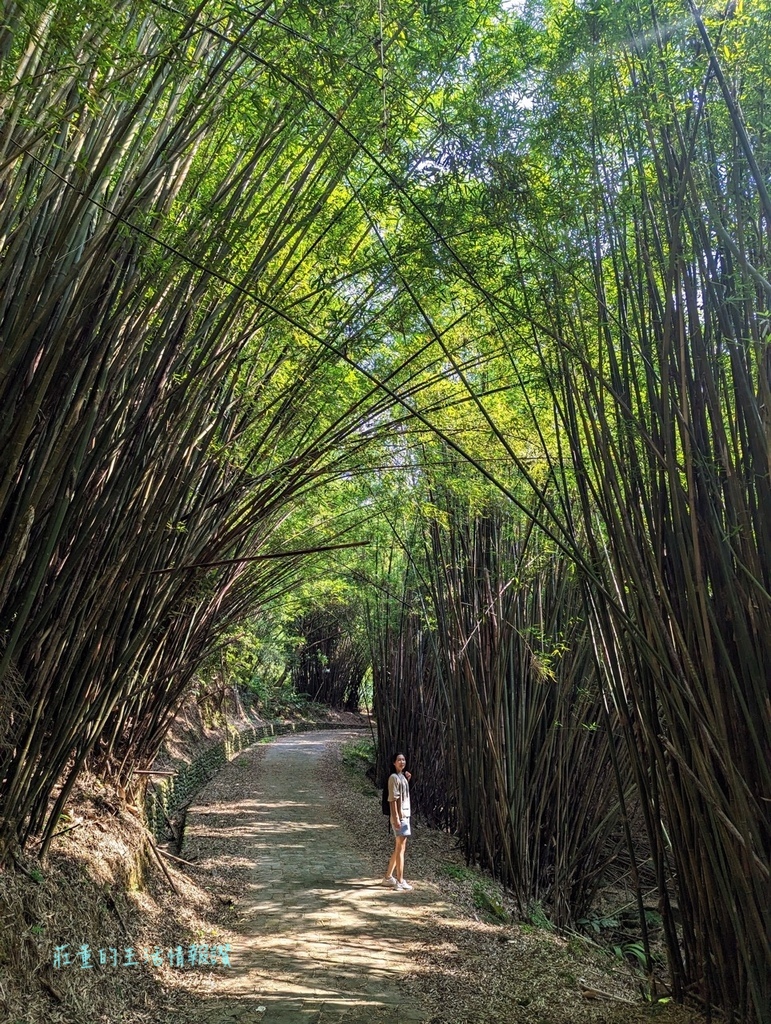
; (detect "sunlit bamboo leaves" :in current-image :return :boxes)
[0,0,477,862]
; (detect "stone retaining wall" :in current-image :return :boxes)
[144,719,361,839]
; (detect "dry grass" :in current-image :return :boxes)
[0,771,239,1024]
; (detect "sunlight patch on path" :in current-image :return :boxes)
[181,730,436,1023]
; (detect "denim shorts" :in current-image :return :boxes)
[392,818,411,837]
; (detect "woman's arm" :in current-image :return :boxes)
[388,774,403,828]
[389,794,402,829]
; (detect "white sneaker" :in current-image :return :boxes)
[396,880,413,891]
[382,875,398,887]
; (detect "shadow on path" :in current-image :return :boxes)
[180,730,442,1024]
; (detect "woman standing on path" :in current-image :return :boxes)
[383,752,413,891]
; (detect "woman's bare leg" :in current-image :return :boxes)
[386,841,398,878]
[386,836,407,880]
[395,836,407,882]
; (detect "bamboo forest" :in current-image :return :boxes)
[0,1,769,1023]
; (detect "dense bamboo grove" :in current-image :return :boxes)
[291,606,367,709]
[368,577,449,823]
[367,3,771,1021]
[510,7,771,1016]
[426,510,628,928]
[1,0,769,1021]
[0,0,473,860]
[370,505,628,927]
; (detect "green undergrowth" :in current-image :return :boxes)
[438,863,510,922]
[340,738,377,776]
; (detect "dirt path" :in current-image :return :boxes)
[179,730,436,1024]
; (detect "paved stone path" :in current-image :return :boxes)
[181,730,436,1024]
